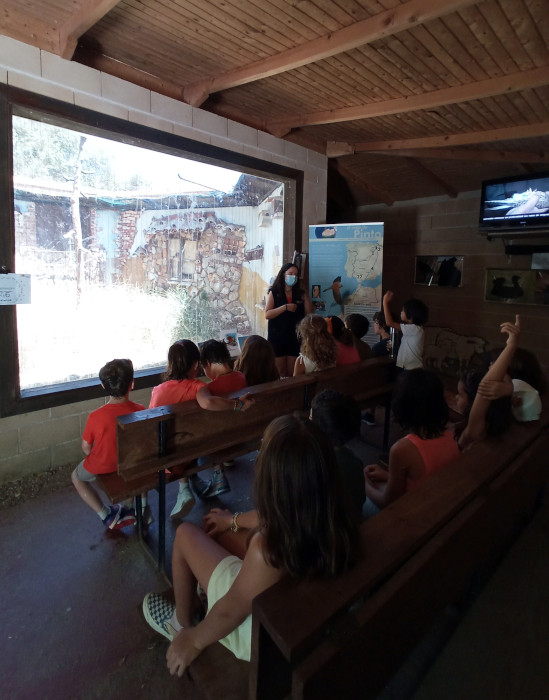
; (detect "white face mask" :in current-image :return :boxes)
[285,275,297,286]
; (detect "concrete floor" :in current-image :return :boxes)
[3,418,548,700]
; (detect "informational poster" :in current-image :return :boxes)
[308,223,383,334]
[0,273,31,304]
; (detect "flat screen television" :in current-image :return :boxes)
[479,172,549,235]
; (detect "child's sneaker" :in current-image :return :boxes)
[170,484,195,520]
[142,505,154,526]
[102,504,122,530]
[110,506,136,530]
[190,473,212,500]
[142,592,179,641]
[362,411,376,427]
[203,470,230,499]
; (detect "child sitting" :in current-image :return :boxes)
[294,314,337,375]
[457,316,519,450]
[364,368,460,512]
[372,311,391,357]
[143,415,358,674]
[329,316,360,365]
[71,359,144,530]
[194,340,252,499]
[345,313,373,361]
[233,335,280,386]
[383,291,428,370]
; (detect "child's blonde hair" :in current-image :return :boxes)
[297,314,337,370]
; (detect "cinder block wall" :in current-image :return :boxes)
[355,192,549,378]
[0,36,327,485]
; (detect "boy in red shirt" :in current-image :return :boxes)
[71,359,144,530]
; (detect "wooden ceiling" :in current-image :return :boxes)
[2,0,548,210]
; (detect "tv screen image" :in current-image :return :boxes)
[479,172,549,233]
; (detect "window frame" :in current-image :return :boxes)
[0,85,303,417]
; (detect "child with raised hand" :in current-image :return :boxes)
[71,359,144,530]
[142,414,358,676]
[458,316,520,451]
[383,291,428,371]
[364,368,460,512]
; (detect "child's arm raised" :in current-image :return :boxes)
[383,290,401,331]
[459,315,520,451]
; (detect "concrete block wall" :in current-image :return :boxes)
[0,35,327,484]
[355,192,549,378]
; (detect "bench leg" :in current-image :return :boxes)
[157,469,167,576]
[382,394,392,452]
[134,493,143,538]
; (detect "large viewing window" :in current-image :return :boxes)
[0,86,302,416]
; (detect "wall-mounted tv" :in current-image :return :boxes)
[479,172,549,235]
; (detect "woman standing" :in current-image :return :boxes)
[265,262,312,377]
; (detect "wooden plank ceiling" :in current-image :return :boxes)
[1,0,548,210]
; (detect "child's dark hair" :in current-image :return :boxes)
[373,310,389,333]
[200,339,231,366]
[311,389,361,446]
[234,335,279,386]
[329,315,354,346]
[163,339,199,382]
[402,298,429,326]
[460,369,513,436]
[509,348,547,395]
[392,369,448,439]
[345,313,369,339]
[254,414,358,578]
[99,359,134,398]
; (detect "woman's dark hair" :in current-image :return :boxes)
[234,335,279,386]
[311,389,361,446]
[269,262,301,300]
[460,369,513,436]
[372,311,389,333]
[254,415,358,579]
[392,369,448,439]
[99,359,134,398]
[163,339,200,382]
[402,298,429,326]
[199,339,231,366]
[509,348,547,395]
[329,315,353,346]
[345,313,369,339]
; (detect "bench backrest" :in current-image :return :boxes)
[116,357,395,480]
[250,405,549,699]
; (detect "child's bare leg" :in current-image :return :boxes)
[71,468,104,513]
[172,522,230,627]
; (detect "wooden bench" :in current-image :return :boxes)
[96,357,396,572]
[244,403,549,700]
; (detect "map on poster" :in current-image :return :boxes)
[308,223,383,319]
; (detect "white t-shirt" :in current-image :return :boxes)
[512,379,541,422]
[396,324,424,370]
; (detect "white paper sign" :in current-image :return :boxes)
[0,274,31,304]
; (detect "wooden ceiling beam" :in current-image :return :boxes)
[0,9,61,54]
[332,160,394,207]
[59,1,122,60]
[363,148,549,163]
[351,122,549,151]
[267,65,549,132]
[182,0,478,106]
[73,47,185,101]
[404,157,458,198]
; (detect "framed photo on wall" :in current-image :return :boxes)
[485,269,549,305]
[415,255,463,287]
